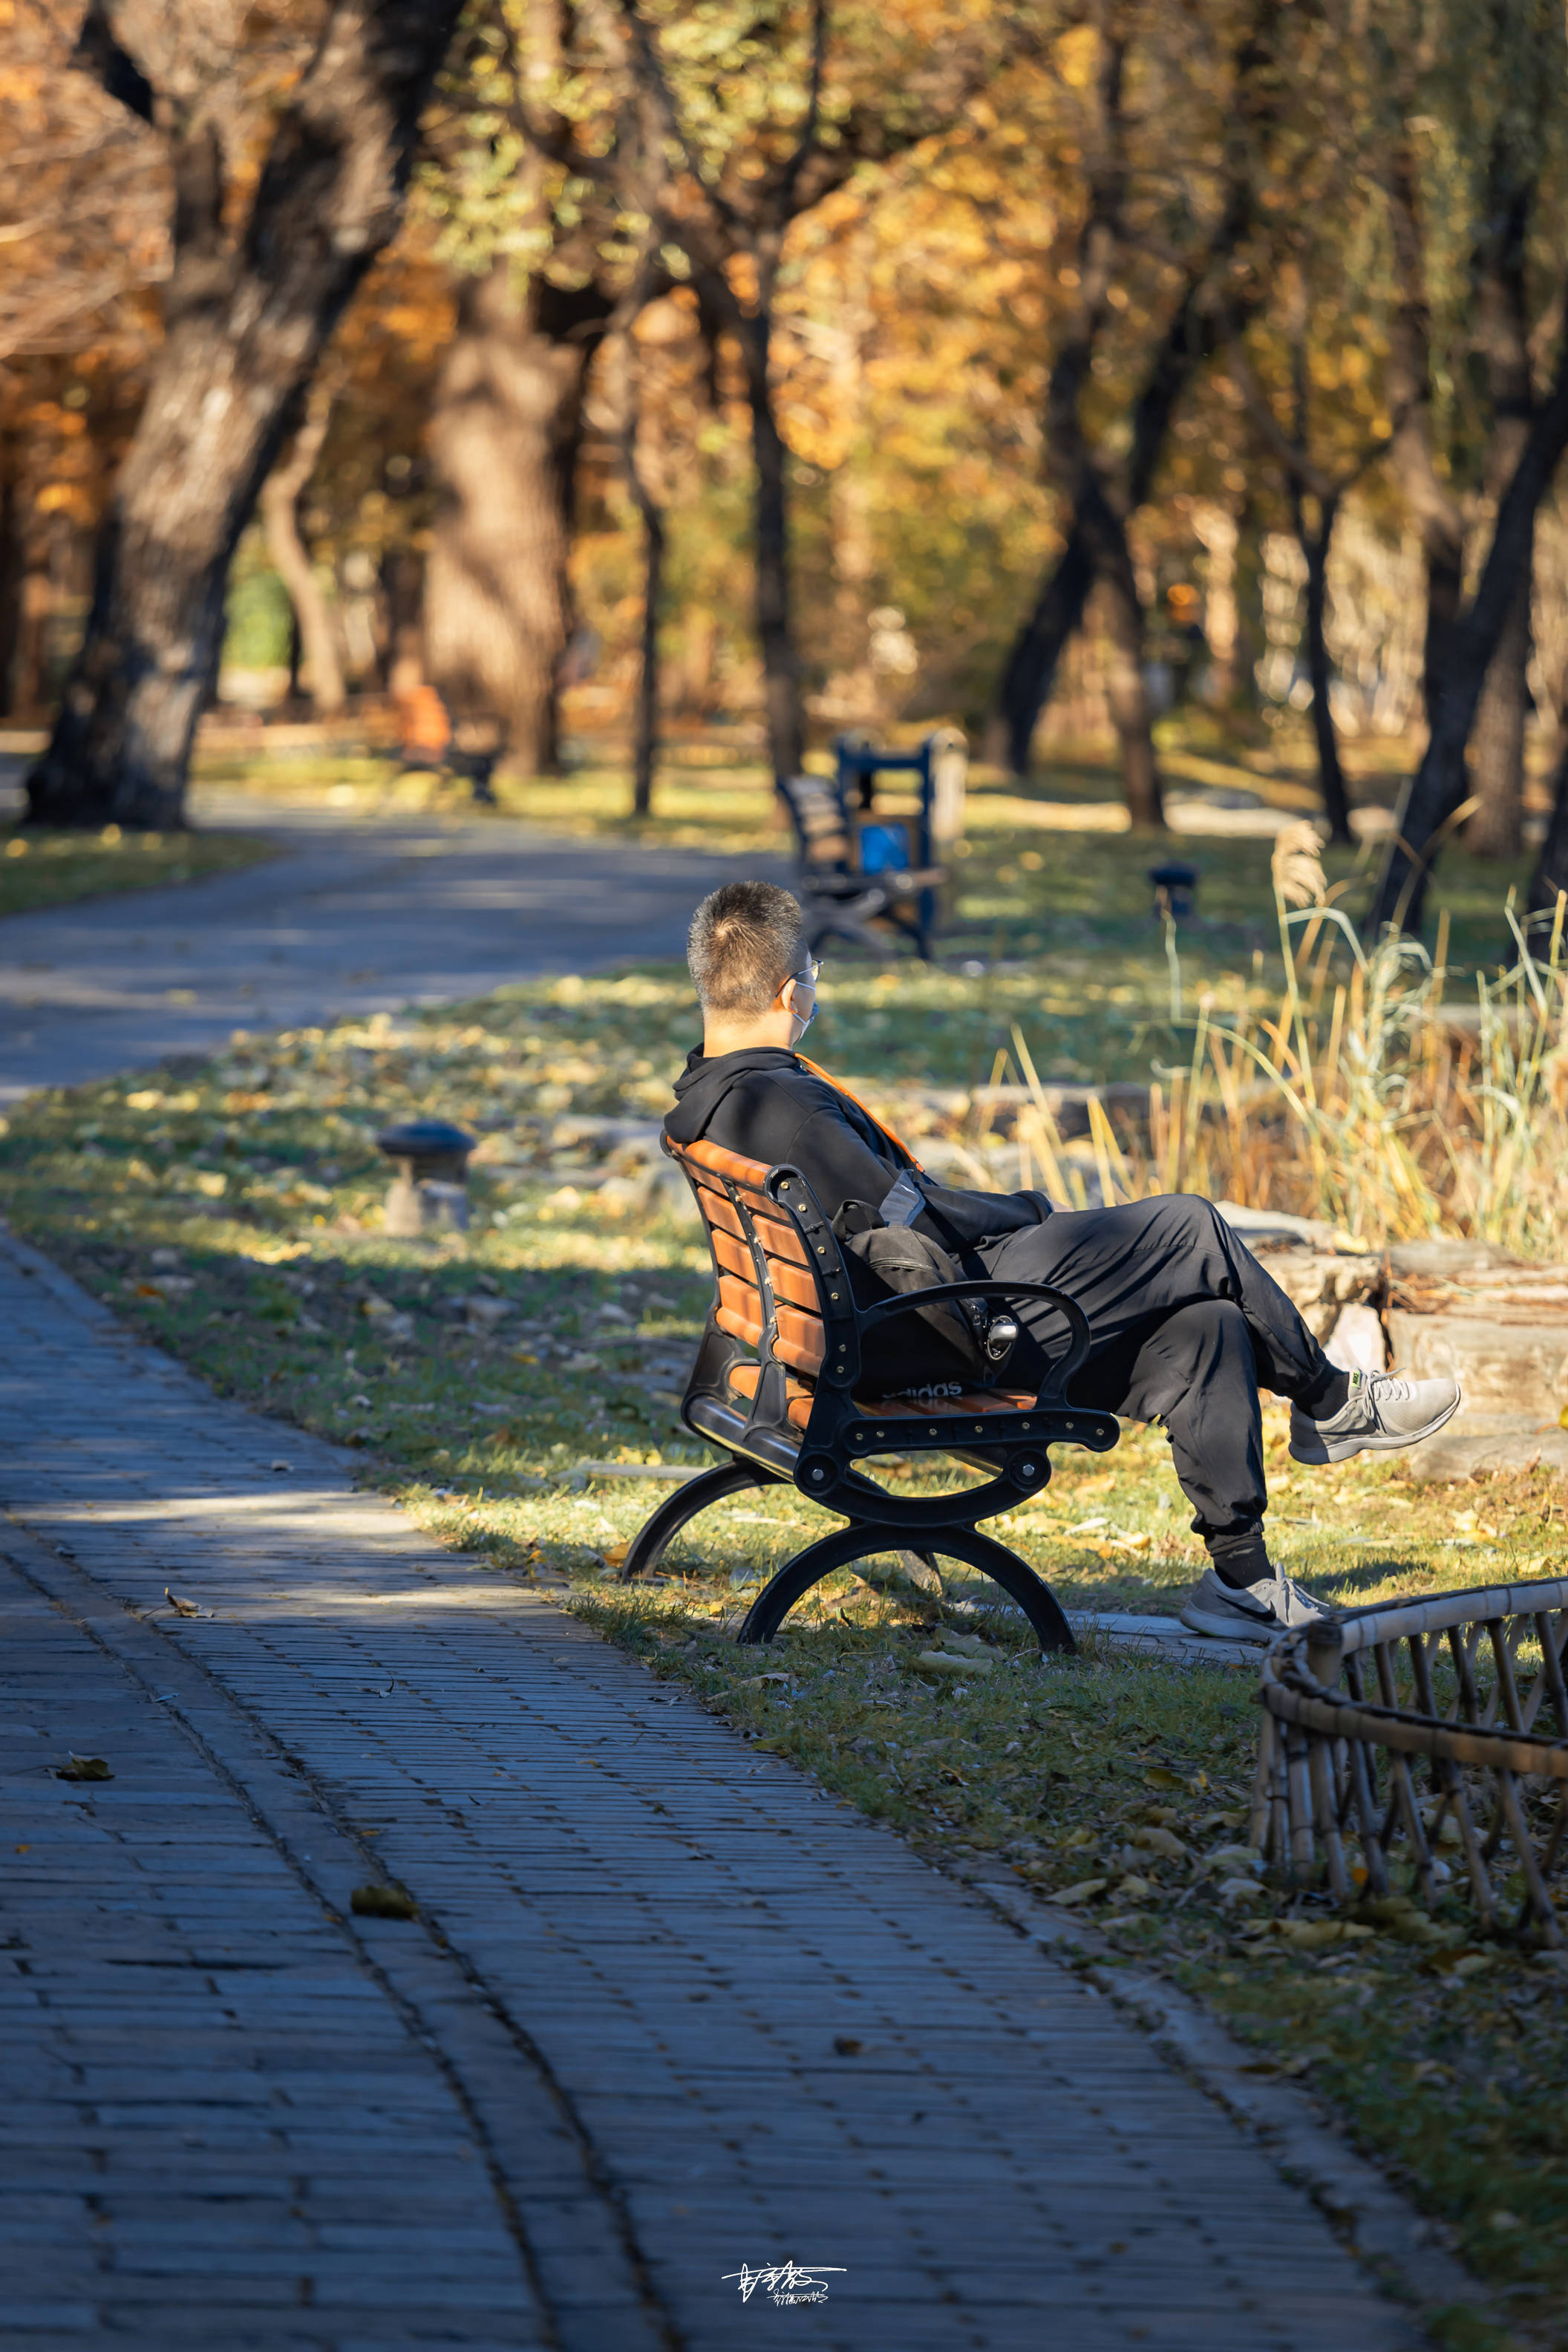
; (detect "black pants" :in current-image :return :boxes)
[977,1195,1331,1541]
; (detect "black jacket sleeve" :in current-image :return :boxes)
[777,1109,1050,1250]
[774,1107,908,1226]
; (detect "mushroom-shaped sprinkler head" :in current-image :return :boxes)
[376,1120,477,1237]
[1149,860,1199,922]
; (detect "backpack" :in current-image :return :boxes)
[833,1199,1017,1393]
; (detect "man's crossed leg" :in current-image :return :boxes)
[980,1193,1460,1640]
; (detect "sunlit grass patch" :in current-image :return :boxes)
[0,823,273,918]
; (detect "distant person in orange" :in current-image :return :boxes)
[393,681,452,766]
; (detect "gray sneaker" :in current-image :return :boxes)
[1178,1566,1334,1644]
[1289,1367,1461,1465]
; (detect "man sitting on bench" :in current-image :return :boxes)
[664,880,1462,1642]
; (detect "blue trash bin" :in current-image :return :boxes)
[858,820,909,875]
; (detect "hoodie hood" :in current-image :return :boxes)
[661,1042,1050,1255]
[664,1046,802,1144]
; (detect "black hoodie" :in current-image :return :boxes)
[664,1045,1051,1254]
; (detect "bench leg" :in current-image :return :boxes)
[735,1523,1077,1656]
[620,1459,778,1581]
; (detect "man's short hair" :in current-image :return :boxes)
[687,881,806,1015]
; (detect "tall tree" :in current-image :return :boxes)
[1379,127,1466,733]
[1367,313,1568,936]
[417,0,645,771]
[423,264,612,768]
[1367,0,1567,881]
[615,0,1031,780]
[993,0,1285,825]
[259,373,346,715]
[26,0,464,830]
[1221,193,1406,845]
[604,307,668,816]
[1465,146,1535,857]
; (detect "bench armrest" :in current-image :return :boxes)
[857,1278,1091,1405]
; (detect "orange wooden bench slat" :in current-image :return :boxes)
[752,1213,811,1267]
[708,1226,751,1283]
[687,1160,810,1264]
[715,1277,826,1374]
[684,1137,774,1192]
[709,1226,823,1313]
[690,1178,746,1238]
[725,1361,1037,1432]
[715,1301,765,1350]
[860,1388,1037,1419]
[725,1363,816,1430]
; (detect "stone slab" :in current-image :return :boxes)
[1067,1610,1266,1669]
[1388,1309,1568,1423]
[1405,1419,1568,1483]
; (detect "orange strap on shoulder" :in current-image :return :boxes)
[796,1054,924,1172]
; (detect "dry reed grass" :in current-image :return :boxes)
[1009,825,1568,1257]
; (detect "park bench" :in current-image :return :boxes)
[777,769,945,960]
[621,1135,1120,1648]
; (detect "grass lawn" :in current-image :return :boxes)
[1,823,275,918]
[0,816,1561,2346]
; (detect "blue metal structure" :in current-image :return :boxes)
[834,732,941,950]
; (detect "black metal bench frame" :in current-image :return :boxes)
[621,1149,1118,1650]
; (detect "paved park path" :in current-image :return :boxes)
[0,1247,1431,2352]
[0,793,1434,2345]
[0,785,774,1103]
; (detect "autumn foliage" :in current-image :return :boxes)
[1,0,1567,902]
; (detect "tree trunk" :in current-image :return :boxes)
[995,517,1097,774]
[1466,191,1535,860]
[1294,487,1353,843]
[1527,737,1568,927]
[1100,586,1163,829]
[424,264,610,774]
[1466,554,1532,858]
[26,0,463,829]
[0,433,20,719]
[1382,134,1467,733]
[1367,313,1568,938]
[1080,482,1164,830]
[730,296,804,779]
[259,379,345,715]
[1419,531,1466,724]
[630,493,664,817]
[992,267,1264,783]
[610,326,664,817]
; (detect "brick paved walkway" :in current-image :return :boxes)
[0,1228,1425,2351]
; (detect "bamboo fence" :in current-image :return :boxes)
[1252,1577,1568,1944]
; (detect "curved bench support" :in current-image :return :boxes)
[619,1460,778,1581]
[736,1523,1076,1656]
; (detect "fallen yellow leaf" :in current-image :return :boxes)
[1047,1878,1108,1907]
